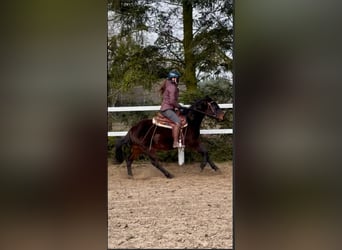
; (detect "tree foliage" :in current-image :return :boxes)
[107,34,166,105]
[108,0,233,103]
[107,1,234,162]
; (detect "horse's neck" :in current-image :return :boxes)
[187,110,205,130]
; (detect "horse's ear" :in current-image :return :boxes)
[204,95,212,101]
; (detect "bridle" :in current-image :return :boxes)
[186,101,219,119]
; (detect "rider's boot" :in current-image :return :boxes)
[172,124,180,148]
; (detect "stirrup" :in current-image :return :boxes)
[173,139,183,148]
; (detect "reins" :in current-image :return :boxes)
[183,101,218,120]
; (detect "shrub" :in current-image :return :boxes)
[108,77,233,163]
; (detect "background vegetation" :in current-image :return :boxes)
[107,0,233,162]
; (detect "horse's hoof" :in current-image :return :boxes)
[199,163,207,171]
[127,175,134,179]
[214,168,221,173]
[166,173,174,179]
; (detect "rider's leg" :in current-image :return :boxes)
[161,109,181,148]
[172,123,181,148]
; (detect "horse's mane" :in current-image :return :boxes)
[188,95,212,109]
[184,95,213,122]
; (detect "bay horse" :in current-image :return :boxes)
[114,96,225,178]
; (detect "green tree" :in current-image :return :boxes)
[182,0,197,91]
[107,35,165,106]
[107,1,233,161]
[108,0,233,93]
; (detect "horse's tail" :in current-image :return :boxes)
[114,133,131,164]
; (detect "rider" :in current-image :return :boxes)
[159,70,182,148]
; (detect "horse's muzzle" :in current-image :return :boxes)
[216,111,225,121]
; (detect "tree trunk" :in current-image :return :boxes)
[111,0,121,11]
[182,0,197,91]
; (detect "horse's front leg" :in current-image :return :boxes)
[195,143,208,171]
[207,155,219,171]
[197,143,219,171]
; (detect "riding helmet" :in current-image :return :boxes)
[167,70,181,79]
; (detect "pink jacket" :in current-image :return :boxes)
[160,80,180,111]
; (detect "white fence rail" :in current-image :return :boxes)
[108,103,233,136]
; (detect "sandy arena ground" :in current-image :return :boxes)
[108,161,233,249]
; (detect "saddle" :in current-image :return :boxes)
[152,112,188,129]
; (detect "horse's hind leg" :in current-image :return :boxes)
[146,151,174,178]
[126,146,141,178]
[126,158,133,178]
[151,159,174,178]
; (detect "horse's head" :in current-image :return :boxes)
[204,96,225,121]
[191,96,225,121]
